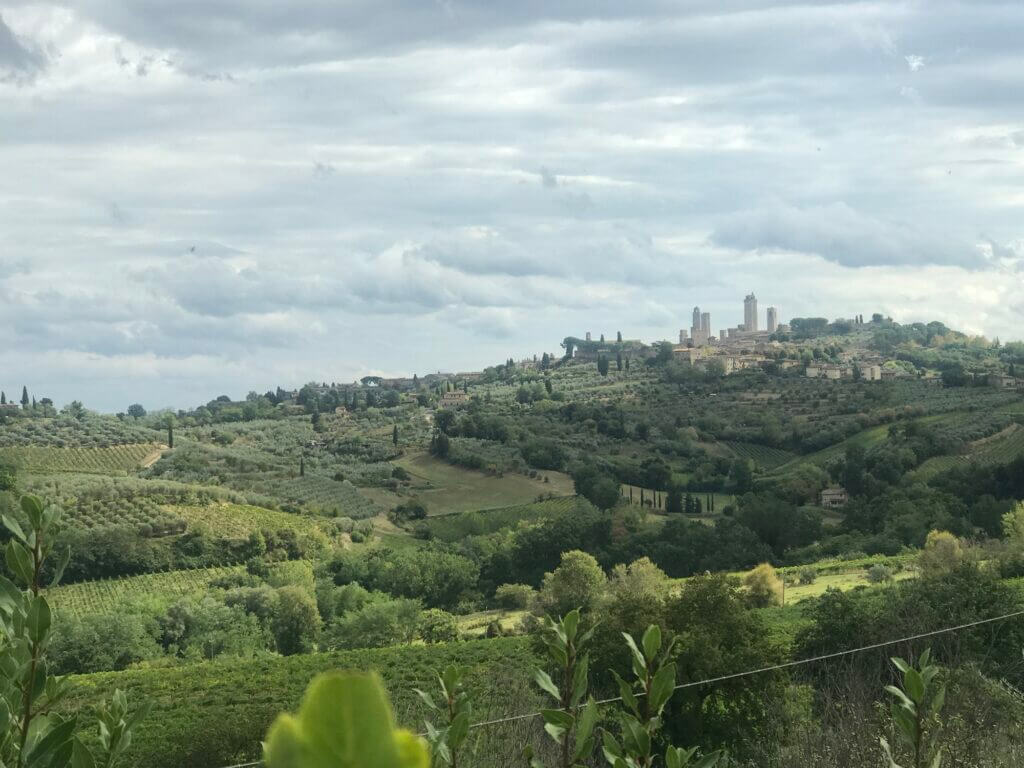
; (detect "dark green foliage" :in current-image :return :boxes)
[49,613,161,674]
[521,439,567,471]
[797,564,1024,685]
[572,464,621,510]
[324,547,479,609]
[662,574,787,754]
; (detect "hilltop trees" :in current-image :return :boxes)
[539,550,606,617]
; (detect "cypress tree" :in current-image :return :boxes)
[392,425,399,446]
[20,386,28,408]
[300,456,305,477]
[617,331,622,342]
[0,392,5,404]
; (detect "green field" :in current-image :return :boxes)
[49,565,244,617]
[0,443,162,475]
[63,637,542,768]
[423,496,581,541]
[388,452,575,515]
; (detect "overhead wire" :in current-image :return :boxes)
[209,607,1024,768]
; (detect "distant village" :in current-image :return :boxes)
[271,292,1022,418]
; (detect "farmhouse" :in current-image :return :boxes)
[858,364,882,381]
[438,391,470,409]
[990,374,1024,390]
[820,487,849,508]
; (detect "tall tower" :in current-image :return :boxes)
[691,306,701,332]
[744,293,758,333]
[766,306,778,333]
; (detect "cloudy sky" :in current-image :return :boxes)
[2,1,1023,411]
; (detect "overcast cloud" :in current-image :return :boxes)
[1,0,1023,411]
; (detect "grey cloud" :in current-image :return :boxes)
[539,166,558,188]
[0,13,44,78]
[712,203,986,269]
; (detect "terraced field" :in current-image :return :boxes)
[49,565,245,617]
[0,444,163,475]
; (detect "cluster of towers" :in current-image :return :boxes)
[679,293,779,346]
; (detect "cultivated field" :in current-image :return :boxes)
[0,444,163,475]
[389,452,575,516]
[62,638,543,768]
[169,502,327,538]
[49,566,245,617]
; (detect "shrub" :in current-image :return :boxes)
[744,563,784,607]
[418,608,459,644]
[539,550,606,616]
[494,583,535,610]
[918,530,964,578]
[866,564,893,583]
[797,567,816,585]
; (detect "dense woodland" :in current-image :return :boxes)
[0,318,1023,766]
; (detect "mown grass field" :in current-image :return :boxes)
[389,452,575,515]
[0,443,163,475]
[62,637,543,768]
[49,565,245,617]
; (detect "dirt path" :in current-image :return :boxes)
[139,444,168,469]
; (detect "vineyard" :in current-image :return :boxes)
[0,415,158,448]
[62,637,542,768]
[911,423,1024,480]
[723,441,798,470]
[0,443,162,475]
[49,565,245,617]
[169,502,327,538]
[769,424,891,475]
[423,496,581,541]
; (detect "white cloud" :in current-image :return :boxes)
[905,54,926,72]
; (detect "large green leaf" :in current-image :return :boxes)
[263,672,429,768]
[27,597,51,646]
